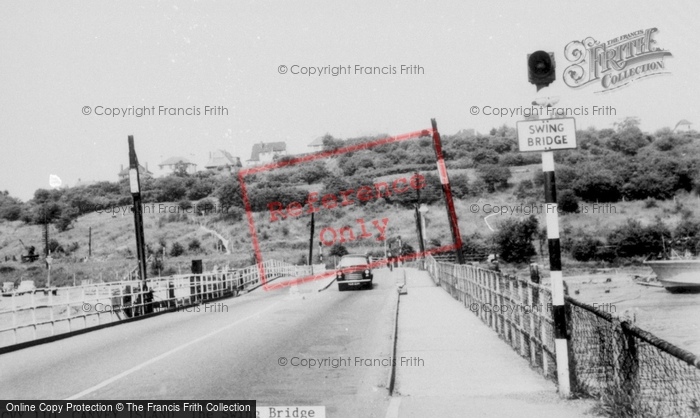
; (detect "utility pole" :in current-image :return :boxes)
[88,226,92,258]
[430,119,464,264]
[128,135,149,313]
[308,212,315,268]
[414,206,425,267]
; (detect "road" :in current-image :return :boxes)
[0,269,398,417]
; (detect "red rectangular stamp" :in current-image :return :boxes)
[238,127,462,290]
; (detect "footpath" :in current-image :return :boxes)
[388,269,599,418]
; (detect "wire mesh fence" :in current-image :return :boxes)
[424,255,700,418]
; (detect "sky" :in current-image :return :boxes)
[1,0,698,201]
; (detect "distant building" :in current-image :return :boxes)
[246,142,287,166]
[73,178,98,188]
[158,157,197,174]
[205,150,241,172]
[674,119,693,132]
[308,136,325,151]
[454,128,476,139]
[118,163,153,181]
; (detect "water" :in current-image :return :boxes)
[564,274,700,356]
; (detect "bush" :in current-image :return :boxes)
[48,239,64,254]
[196,198,215,215]
[494,215,538,264]
[571,236,601,262]
[178,200,192,210]
[607,218,670,258]
[643,198,658,208]
[188,238,201,252]
[170,242,185,257]
[477,165,511,193]
[218,207,245,223]
[328,243,348,258]
[557,190,579,214]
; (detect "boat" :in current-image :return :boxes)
[644,259,700,293]
[2,281,14,297]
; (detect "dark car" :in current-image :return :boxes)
[336,254,373,291]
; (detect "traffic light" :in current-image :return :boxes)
[527,51,555,90]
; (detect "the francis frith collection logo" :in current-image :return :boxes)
[563,28,672,93]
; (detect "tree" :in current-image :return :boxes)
[296,162,330,185]
[173,161,190,177]
[607,218,669,258]
[571,236,602,262]
[170,242,185,257]
[493,215,539,264]
[477,165,511,193]
[188,238,201,252]
[329,243,348,258]
[557,190,579,214]
[217,178,244,209]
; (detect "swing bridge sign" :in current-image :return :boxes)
[516,117,577,152]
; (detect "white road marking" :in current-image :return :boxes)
[65,301,280,400]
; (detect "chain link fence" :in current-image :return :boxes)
[425,255,700,418]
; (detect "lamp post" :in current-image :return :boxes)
[418,204,428,268]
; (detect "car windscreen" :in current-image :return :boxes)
[338,257,368,267]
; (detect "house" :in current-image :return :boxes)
[158,157,197,174]
[73,178,98,188]
[118,163,153,181]
[246,142,287,166]
[205,150,241,172]
[308,136,325,151]
[674,119,693,132]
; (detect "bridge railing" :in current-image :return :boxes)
[424,255,700,418]
[0,259,319,349]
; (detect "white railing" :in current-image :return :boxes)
[0,259,321,349]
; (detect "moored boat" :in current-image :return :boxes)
[644,259,700,293]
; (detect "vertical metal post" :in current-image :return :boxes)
[543,150,570,397]
[308,212,315,266]
[88,226,92,258]
[128,136,148,294]
[430,119,464,264]
[414,206,425,266]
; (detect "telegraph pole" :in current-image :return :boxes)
[128,136,148,292]
[430,119,464,264]
[308,212,315,267]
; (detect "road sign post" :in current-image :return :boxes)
[128,135,150,315]
[521,51,573,397]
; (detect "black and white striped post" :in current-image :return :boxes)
[521,50,574,397]
[543,146,570,397]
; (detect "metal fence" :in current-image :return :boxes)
[424,255,700,418]
[0,259,320,349]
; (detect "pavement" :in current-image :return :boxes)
[389,268,599,418]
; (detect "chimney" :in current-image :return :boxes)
[145,162,148,171]
[120,164,123,172]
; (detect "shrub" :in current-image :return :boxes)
[643,198,658,208]
[218,207,245,223]
[571,236,601,262]
[607,218,670,258]
[477,165,511,193]
[329,243,348,258]
[196,198,215,215]
[188,238,201,252]
[170,242,185,257]
[178,200,192,210]
[558,190,579,213]
[494,215,538,264]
